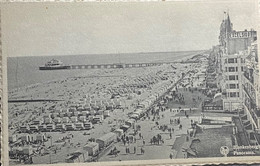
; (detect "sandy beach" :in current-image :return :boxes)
[8,53,217,164]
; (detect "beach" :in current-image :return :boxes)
[8,52,215,164]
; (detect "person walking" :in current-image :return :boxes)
[170,153,173,159]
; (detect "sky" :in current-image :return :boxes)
[2,0,259,57]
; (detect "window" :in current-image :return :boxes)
[228,58,237,63]
[236,67,238,71]
[229,84,236,89]
[229,75,238,80]
[228,58,235,63]
[230,92,237,97]
[225,67,227,72]
[237,84,239,88]
[241,67,244,71]
[229,75,236,80]
[228,67,236,72]
[237,92,240,97]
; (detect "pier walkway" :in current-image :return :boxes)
[69,61,196,70]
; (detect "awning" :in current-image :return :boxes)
[214,93,222,99]
[120,125,130,131]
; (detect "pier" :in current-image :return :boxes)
[69,61,195,70]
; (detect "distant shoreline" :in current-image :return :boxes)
[7,50,206,93]
[7,50,206,58]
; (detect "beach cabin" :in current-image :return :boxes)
[96,110,104,115]
[96,132,116,150]
[43,114,52,119]
[93,115,103,124]
[74,111,80,117]
[36,133,46,142]
[99,105,106,111]
[62,117,70,123]
[38,124,47,132]
[85,106,91,111]
[113,129,124,137]
[88,115,94,121]
[44,117,52,124]
[84,122,93,130]
[46,124,56,132]
[9,147,22,158]
[75,123,84,130]
[77,106,85,112]
[9,134,18,143]
[82,111,89,116]
[69,107,77,113]
[56,124,66,131]
[32,119,43,125]
[59,112,66,118]
[71,116,78,123]
[52,112,59,118]
[65,151,87,163]
[67,112,73,117]
[96,101,103,108]
[65,123,76,131]
[103,101,109,107]
[114,100,122,108]
[62,108,69,113]
[53,117,61,123]
[22,146,33,155]
[104,110,110,117]
[79,116,87,122]
[29,125,39,132]
[83,142,99,156]
[20,125,30,133]
[20,134,31,142]
[90,110,95,115]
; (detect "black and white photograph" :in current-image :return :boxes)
[2,1,260,165]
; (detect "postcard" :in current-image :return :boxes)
[1,1,260,165]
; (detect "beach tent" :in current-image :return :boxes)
[130,114,139,119]
[120,125,130,132]
[125,119,135,127]
[113,129,124,136]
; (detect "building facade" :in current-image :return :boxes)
[218,13,257,112]
[242,40,260,133]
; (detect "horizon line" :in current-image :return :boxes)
[8,49,209,58]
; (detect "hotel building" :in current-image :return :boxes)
[218,13,257,112]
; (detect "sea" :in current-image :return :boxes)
[7,51,203,92]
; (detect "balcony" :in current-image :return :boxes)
[243,85,256,105]
[244,71,254,84]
